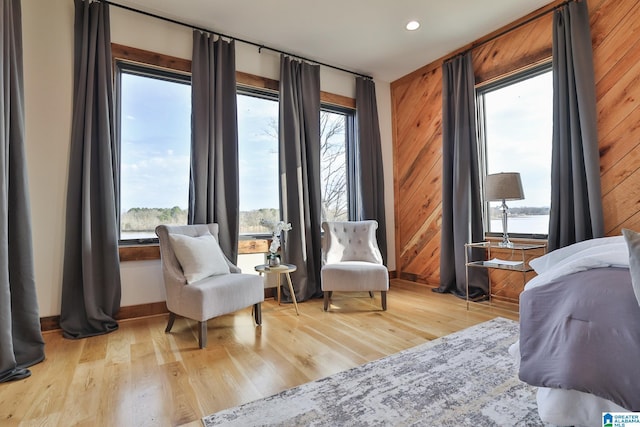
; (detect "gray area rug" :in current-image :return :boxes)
[203,317,547,426]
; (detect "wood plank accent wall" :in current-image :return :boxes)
[391,0,640,294]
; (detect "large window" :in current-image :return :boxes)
[320,107,350,223]
[236,88,352,235]
[477,65,552,237]
[237,90,280,235]
[117,62,191,242]
[116,57,354,243]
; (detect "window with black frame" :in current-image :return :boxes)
[236,87,353,237]
[116,62,355,244]
[476,64,552,239]
[116,61,191,243]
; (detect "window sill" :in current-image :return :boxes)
[119,244,160,262]
[119,238,271,262]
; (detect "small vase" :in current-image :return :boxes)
[268,254,280,267]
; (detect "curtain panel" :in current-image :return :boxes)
[279,55,323,302]
[189,32,240,262]
[355,77,388,264]
[60,0,121,339]
[0,0,45,383]
[436,52,487,298]
[548,0,604,251]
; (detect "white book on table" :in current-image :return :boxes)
[487,258,523,266]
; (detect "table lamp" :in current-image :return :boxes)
[485,172,524,248]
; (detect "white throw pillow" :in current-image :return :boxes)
[169,232,230,284]
[622,228,640,307]
[529,235,625,274]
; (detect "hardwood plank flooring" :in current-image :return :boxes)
[0,280,518,427]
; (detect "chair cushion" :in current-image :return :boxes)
[321,261,389,292]
[177,273,264,321]
[169,232,230,284]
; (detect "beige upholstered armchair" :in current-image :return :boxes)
[321,220,389,311]
[155,224,264,348]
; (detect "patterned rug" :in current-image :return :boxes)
[202,317,547,426]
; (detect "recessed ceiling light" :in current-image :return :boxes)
[406,20,420,31]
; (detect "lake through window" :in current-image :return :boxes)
[477,66,552,237]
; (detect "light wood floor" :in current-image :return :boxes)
[0,280,518,427]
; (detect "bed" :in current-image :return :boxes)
[510,233,640,427]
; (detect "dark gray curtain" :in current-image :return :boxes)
[60,0,121,339]
[279,55,323,302]
[0,0,45,383]
[189,32,239,262]
[548,0,604,251]
[355,77,388,264]
[436,52,487,298]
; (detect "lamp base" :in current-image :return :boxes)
[498,200,513,248]
[498,239,514,248]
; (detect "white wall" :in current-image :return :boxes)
[22,0,74,318]
[21,0,395,317]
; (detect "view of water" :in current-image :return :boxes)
[490,215,549,235]
[121,231,157,240]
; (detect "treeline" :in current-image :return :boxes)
[121,207,281,232]
[121,207,188,231]
[489,206,550,218]
[239,208,279,233]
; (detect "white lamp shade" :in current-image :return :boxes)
[485,172,524,201]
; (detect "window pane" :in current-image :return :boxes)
[321,110,348,222]
[237,93,280,235]
[119,70,191,240]
[483,69,552,235]
[238,94,351,234]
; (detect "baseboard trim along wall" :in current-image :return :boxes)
[40,301,169,332]
[40,270,398,331]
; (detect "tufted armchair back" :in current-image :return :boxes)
[321,220,383,265]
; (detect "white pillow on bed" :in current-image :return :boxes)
[169,232,230,284]
[529,235,626,274]
[525,236,630,291]
[622,228,640,307]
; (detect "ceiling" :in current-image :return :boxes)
[113,0,555,82]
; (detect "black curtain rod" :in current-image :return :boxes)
[100,0,373,80]
[447,0,575,62]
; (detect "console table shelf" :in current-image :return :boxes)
[465,241,546,310]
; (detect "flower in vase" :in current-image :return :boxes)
[260,219,292,258]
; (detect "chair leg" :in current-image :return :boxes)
[165,312,176,333]
[198,321,208,349]
[368,291,374,298]
[381,291,387,311]
[254,303,262,325]
[323,291,330,311]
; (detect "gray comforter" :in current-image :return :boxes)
[518,267,640,411]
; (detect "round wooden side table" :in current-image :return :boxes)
[255,263,299,315]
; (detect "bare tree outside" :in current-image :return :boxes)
[254,110,349,227]
[320,111,348,222]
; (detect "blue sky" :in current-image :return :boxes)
[484,70,552,209]
[120,74,280,213]
[236,94,279,211]
[120,73,191,213]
